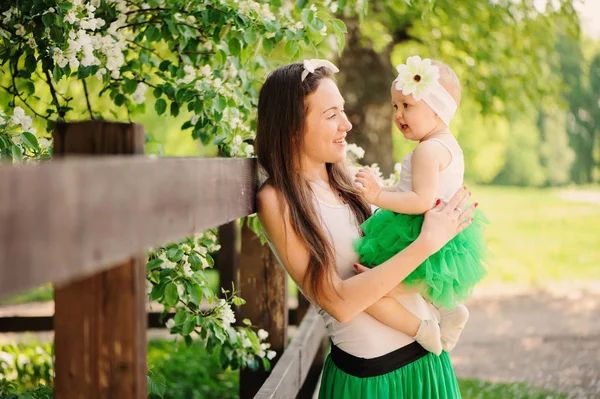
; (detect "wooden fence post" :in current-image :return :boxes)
[217,221,241,319]
[239,223,288,399]
[52,121,147,399]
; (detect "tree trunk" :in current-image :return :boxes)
[336,18,396,176]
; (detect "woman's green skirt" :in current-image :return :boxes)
[319,351,461,399]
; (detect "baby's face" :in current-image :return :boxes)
[390,84,444,142]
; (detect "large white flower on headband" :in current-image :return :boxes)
[301,59,340,81]
[395,56,440,101]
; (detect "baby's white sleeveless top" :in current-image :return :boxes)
[397,134,464,201]
[265,195,438,358]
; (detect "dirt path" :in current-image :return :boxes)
[452,282,600,398]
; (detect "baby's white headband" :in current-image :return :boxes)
[301,59,339,82]
[394,56,457,126]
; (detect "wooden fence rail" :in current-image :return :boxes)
[0,121,325,398]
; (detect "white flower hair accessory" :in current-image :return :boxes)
[301,59,340,82]
[394,55,458,126]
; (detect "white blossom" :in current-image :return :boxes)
[165,318,175,329]
[257,329,269,340]
[267,350,277,360]
[27,37,37,49]
[218,299,236,328]
[14,24,26,37]
[65,11,79,24]
[96,68,107,81]
[346,143,365,159]
[0,351,14,365]
[132,82,147,104]
[244,145,254,157]
[258,350,266,358]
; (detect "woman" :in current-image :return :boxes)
[255,61,471,398]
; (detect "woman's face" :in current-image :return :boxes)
[391,84,442,142]
[301,78,352,165]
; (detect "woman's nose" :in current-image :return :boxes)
[340,112,352,132]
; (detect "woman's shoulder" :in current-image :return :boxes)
[257,181,287,215]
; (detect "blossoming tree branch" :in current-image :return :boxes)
[0,0,364,374]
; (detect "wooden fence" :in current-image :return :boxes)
[0,121,327,398]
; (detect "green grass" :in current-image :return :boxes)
[458,378,567,399]
[0,284,53,305]
[473,185,600,285]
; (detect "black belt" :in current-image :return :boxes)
[330,341,429,378]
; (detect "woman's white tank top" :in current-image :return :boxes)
[266,195,438,358]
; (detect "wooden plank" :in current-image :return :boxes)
[254,307,326,399]
[0,156,257,298]
[53,121,147,399]
[239,223,288,399]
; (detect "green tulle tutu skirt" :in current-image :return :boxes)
[319,351,462,399]
[354,208,489,310]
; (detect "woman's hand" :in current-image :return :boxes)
[419,186,477,255]
[354,168,382,203]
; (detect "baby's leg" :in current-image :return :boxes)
[368,297,442,355]
[437,304,469,352]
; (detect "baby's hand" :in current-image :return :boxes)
[354,168,382,204]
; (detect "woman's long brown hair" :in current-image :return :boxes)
[255,63,372,301]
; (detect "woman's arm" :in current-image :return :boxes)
[257,184,472,324]
[356,141,448,215]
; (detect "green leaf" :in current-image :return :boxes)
[158,60,171,72]
[154,98,167,115]
[150,281,167,301]
[331,19,347,34]
[42,13,56,27]
[170,101,180,117]
[205,254,215,268]
[166,248,184,263]
[25,55,37,73]
[174,310,187,325]
[188,253,202,271]
[123,79,138,94]
[164,282,179,308]
[242,318,252,326]
[214,95,227,112]
[285,40,298,58]
[146,258,164,272]
[228,38,241,56]
[11,145,22,160]
[20,133,40,150]
[24,82,35,95]
[262,357,272,372]
[188,283,203,305]
[296,0,309,9]
[232,296,246,306]
[147,372,166,398]
[57,2,73,12]
[243,29,258,45]
[145,26,161,42]
[182,318,195,336]
[262,38,274,53]
[114,94,126,106]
